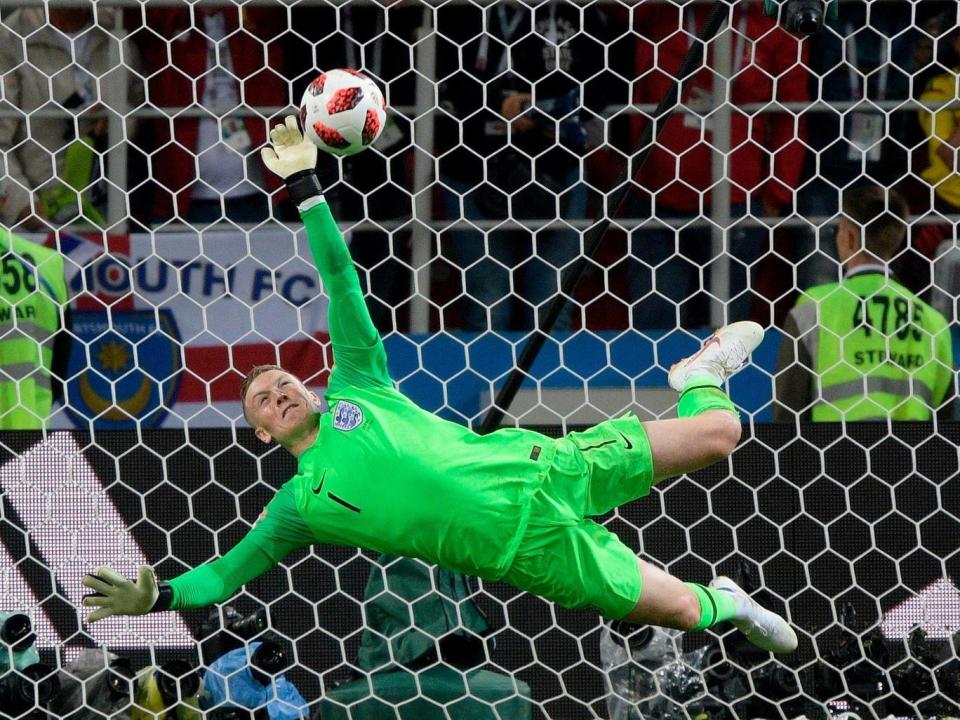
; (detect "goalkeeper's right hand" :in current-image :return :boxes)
[260,115,323,210]
[81,565,161,623]
[260,115,317,180]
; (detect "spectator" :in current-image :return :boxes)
[909,4,959,95]
[628,0,809,329]
[200,640,308,719]
[140,6,286,226]
[917,27,960,216]
[794,1,915,293]
[0,6,143,230]
[802,2,913,211]
[774,185,955,422]
[434,2,609,332]
[0,229,71,429]
[916,26,960,320]
[286,2,418,331]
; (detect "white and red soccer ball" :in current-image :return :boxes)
[299,69,386,157]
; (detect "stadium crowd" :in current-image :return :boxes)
[1,0,958,335]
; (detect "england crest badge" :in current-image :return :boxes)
[333,400,364,431]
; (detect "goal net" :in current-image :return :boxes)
[1,0,959,718]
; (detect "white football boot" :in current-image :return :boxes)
[709,576,799,654]
[668,321,764,392]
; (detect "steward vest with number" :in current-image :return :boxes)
[791,271,954,421]
[0,230,68,429]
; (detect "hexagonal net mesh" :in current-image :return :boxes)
[1,0,959,718]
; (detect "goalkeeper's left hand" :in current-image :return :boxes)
[260,115,317,181]
[81,565,159,623]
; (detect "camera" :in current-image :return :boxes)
[248,639,287,688]
[133,659,201,716]
[0,663,61,718]
[0,613,34,653]
[228,607,269,639]
[200,639,306,720]
[48,651,135,720]
[153,659,201,709]
[0,612,39,674]
[200,605,271,667]
[762,0,839,36]
[201,604,269,641]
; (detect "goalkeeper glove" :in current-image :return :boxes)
[260,114,323,211]
[81,566,171,623]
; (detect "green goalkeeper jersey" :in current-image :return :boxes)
[166,200,556,610]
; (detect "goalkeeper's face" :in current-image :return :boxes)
[244,369,321,446]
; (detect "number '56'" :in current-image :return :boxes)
[1,253,38,294]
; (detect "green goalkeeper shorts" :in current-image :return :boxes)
[502,413,654,620]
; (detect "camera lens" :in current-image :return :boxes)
[229,608,269,639]
[106,658,135,700]
[790,8,822,34]
[155,660,200,708]
[250,640,287,686]
[782,0,824,35]
[0,663,60,714]
[0,614,34,652]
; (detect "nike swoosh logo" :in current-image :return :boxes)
[312,470,327,495]
[580,433,634,452]
[579,438,617,451]
[687,335,721,365]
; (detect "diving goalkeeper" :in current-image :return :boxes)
[82,116,797,654]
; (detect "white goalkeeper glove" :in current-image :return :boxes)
[260,115,317,180]
[81,565,160,623]
[261,115,324,212]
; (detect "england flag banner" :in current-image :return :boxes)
[48,228,332,429]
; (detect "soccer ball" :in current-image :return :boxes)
[299,69,386,157]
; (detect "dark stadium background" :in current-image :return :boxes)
[2,424,957,718]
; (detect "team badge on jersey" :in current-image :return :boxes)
[333,400,364,431]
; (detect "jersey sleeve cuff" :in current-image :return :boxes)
[298,195,326,214]
[286,169,324,211]
[151,583,174,612]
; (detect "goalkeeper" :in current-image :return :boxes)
[82,116,797,654]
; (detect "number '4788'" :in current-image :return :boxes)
[852,295,923,341]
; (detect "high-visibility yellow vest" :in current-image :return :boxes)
[792,272,954,421]
[0,230,68,429]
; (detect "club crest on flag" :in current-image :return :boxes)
[65,310,183,430]
[333,401,363,431]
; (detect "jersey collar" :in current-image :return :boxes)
[845,263,889,279]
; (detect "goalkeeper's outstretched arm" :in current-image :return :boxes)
[82,488,312,621]
[81,535,277,621]
[262,115,379,352]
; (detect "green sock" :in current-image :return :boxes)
[686,582,740,631]
[677,380,738,419]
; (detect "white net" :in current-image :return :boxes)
[1,0,960,718]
